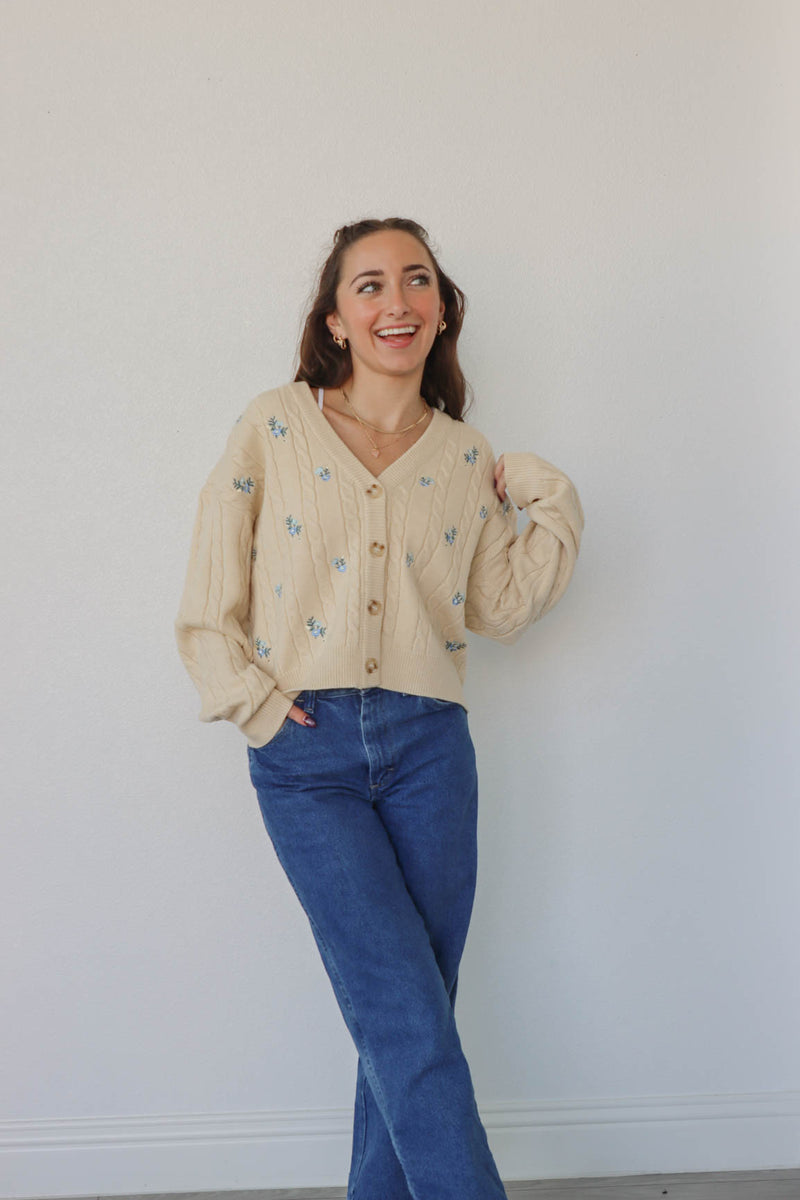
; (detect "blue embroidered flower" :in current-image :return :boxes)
[332,556,346,572]
[233,476,255,494]
[479,505,488,519]
[405,552,415,566]
[267,415,288,438]
[464,446,479,465]
[452,592,465,606]
[315,466,332,481]
[419,476,434,487]
[445,640,467,652]
[502,499,513,515]
[251,547,257,561]
[307,616,326,639]
[254,638,271,659]
[275,583,282,598]
[444,526,458,545]
[286,515,302,537]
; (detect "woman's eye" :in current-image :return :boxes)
[356,274,431,295]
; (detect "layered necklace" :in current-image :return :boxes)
[340,386,431,460]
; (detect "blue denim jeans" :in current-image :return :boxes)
[247,686,507,1200]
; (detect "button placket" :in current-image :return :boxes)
[364,481,386,678]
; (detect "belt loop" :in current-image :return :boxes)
[302,689,317,714]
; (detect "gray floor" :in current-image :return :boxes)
[60,1169,800,1200]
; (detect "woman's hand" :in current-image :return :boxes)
[286,704,316,728]
[494,454,507,503]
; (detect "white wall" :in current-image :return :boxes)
[2,1,799,1195]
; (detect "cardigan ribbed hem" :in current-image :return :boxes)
[239,646,469,749]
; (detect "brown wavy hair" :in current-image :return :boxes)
[294,217,472,422]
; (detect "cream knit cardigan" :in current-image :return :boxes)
[175,381,584,748]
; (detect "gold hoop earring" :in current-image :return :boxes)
[333,333,347,350]
[437,320,447,335]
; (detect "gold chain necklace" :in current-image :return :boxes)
[341,387,431,460]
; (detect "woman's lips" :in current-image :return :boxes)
[374,327,419,348]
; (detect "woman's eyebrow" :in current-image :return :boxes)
[349,264,431,285]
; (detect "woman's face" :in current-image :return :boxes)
[326,230,445,387]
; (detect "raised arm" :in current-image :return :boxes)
[464,448,584,644]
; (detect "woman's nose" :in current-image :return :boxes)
[385,282,410,316]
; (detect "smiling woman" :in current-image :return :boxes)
[174,215,584,1200]
[295,216,468,423]
[326,229,445,410]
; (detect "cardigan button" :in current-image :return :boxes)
[365,658,378,673]
[369,541,385,556]
[367,600,382,615]
[365,483,382,497]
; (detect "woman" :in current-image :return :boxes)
[175,217,584,1200]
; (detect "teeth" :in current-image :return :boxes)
[376,326,417,337]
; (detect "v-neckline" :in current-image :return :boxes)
[296,380,445,488]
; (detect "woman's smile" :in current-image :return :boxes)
[374,324,420,348]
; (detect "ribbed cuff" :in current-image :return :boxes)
[502,451,567,509]
[240,687,296,749]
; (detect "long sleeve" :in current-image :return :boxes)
[464,448,584,644]
[174,408,294,747]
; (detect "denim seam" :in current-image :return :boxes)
[357,696,378,793]
[347,1067,368,1199]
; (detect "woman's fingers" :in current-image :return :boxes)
[287,703,316,727]
[494,454,506,502]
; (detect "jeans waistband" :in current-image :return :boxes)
[294,687,411,715]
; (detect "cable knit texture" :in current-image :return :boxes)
[175,381,584,748]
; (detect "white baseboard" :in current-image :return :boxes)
[1,1090,799,1199]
